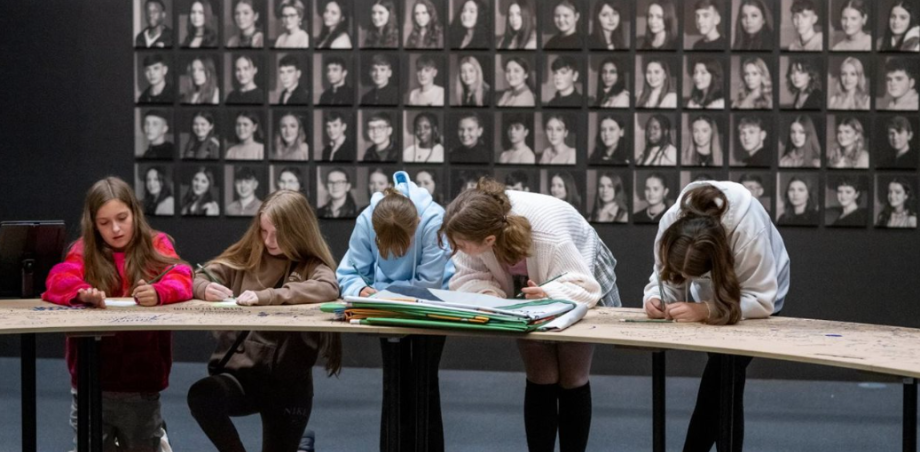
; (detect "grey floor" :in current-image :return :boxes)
[0,358,916,452]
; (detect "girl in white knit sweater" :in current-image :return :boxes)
[440,178,620,452]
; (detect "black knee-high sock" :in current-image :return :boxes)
[524,380,559,452]
[558,382,592,452]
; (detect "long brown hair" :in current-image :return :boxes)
[658,185,741,325]
[439,178,532,265]
[208,189,341,374]
[80,177,187,295]
[372,187,419,259]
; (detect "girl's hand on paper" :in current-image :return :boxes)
[204,282,234,301]
[665,302,709,323]
[520,280,548,300]
[133,279,159,306]
[644,298,666,319]
[77,288,107,309]
[236,290,260,306]
[360,287,378,297]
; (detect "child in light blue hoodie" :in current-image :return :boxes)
[337,170,454,451]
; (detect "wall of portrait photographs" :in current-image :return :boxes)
[133,0,918,231]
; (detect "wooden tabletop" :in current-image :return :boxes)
[0,299,918,378]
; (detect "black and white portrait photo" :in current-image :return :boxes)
[876,56,920,111]
[827,55,870,110]
[272,53,309,105]
[178,54,222,104]
[635,55,679,109]
[777,114,823,168]
[826,114,870,169]
[271,0,311,48]
[313,109,356,162]
[824,174,870,227]
[448,0,491,49]
[404,0,445,49]
[403,110,445,163]
[683,0,728,50]
[361,167,397,208]
[780,0,824,51]
[314,0,354,48]
[224,164,267,216]
[874,174,918,228]
[495,54,538,107]
[780,56,825,110]
[451,168,491,199]
[224,109,266,160]
[637,0,679,50]
[225,53,266,104]
[406,53,446,107]
[634,113,677,167]
[135,108,175,159]
[541,169,584,213]
[135,0,174,48]
[875,115,919,169]
[683,56,726,109]
[225,0,266,47]
[450,54,492,107]
[535,112,580,165]
[588,112,632,165]
[730,0,774,50]
[495,168,539,192]
[270,165,309,199]
[447,111,492,163]
[179,165,222,216]
[496,0,538,49]
[313,53,355,105]
[316,165,360,218]
[730,55,774,110]
[586,169,629,223]
[136,54,175,104]
[877,0,919,51]
[542,0,584,49]
[179,0,220,48]
[270,110,310,161]
[681,113,725,167]
[776,172,820,226]
[632,170,677,223]
[588,54,631,108]
[681,169,726,187]
[829,0,873,51]
[542,54,585,108]
[588,0,630,50]
[179,109,222,160]
[135,164,176,216]
[729,113,774,167]
[731,170,773,213]
[410,167,444,204]
[358,110,399,162]
[495,112,537,164]
[357,0,401,48]
[360,53,400,106]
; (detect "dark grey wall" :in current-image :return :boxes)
[0,1,917,381]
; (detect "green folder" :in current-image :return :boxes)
[355,317,539,333]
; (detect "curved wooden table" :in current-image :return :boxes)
[1,299,919,452]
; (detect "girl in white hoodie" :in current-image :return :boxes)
[643,180,790,452]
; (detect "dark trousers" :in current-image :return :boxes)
[188,372,313,452]
[380,335,446,452]
[682,353,754,452]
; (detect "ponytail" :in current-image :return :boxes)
[372,187,419,259]
[439,178,532,265]
[658,185,742,325]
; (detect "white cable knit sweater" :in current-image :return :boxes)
[448,191,604,308]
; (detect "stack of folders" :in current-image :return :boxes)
[320,286,589,333]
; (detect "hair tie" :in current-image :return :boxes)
[502,215,508,225]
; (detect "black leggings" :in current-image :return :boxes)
[682,353,754,452]
[187,372,313,452]
[379,335,446,452]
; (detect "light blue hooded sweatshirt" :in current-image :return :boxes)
[336,171,455,297]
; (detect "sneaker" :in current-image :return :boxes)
[297,429,316,452]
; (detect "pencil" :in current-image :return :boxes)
[657,271,667,312]
[197,264,220,283]
[351,260,375,287]
[148,264,178,284]
[515,272,569,298]
[620,319,675,323]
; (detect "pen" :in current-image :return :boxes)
[148,264,177,284]
[197,264,220,283]
[657,271,667,313]
[620,319,675,323]
[516,272,568,299]
[351,260,375,287]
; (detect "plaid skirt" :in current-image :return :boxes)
[593,238,621,307]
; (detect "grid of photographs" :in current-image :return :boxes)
[133,0,919,228]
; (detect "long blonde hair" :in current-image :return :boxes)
[208,190,341,374]
[80,177,187,294]
[439,178,532,265]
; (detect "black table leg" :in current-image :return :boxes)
[88,337,102,452]
[717,354,735,452]
[652,351,666,452]
[414,337,431,452]
[903,378,918,452]
[381,337,412,452]
[21,334,36,452]
[76,338,90,452]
